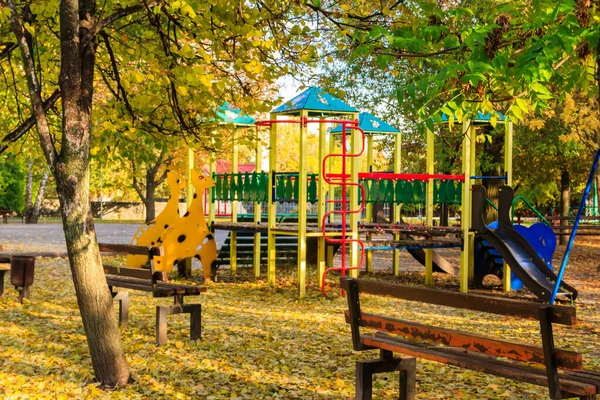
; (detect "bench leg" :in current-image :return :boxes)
[0,270,6,296]
[356,356,416,400]
[156,306,169,346]
[156,302,202,346]
[186,303,202,341]
[112,292,129,329]
[18,285,31,303]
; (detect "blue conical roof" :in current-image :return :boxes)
[272,87,358,115]
[217,103,255,126]
[331,112,400,135]
[440,111,506,125]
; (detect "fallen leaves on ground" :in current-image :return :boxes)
[0,235,599,399]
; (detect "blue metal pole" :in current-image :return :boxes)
[550,148,600,304]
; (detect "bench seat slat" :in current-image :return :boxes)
[340,277,577,325]
[361,334,596,397]
[104,265,153,280]
[106,278,154,293]
[348,311,582,371]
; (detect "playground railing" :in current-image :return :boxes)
[511,196,550,226]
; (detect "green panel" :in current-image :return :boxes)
[433,180,442,204]
[293,175,299,200]
[384,179,394,202]
[235,173,243,201]
[276,175,285,200]
[223,174,231,201]
[402,181,413,204]
[259,172,268,203]
[214,173,222,201]
[284,176,294,199]
[377,180,387,203]
[308,174,317,203]
[394,180,402,205]
[248,172,257,202]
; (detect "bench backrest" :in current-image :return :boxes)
[100,243,167,282]
[341,277,582,371]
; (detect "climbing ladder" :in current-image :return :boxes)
[321,120,366,295]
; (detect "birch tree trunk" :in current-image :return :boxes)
[27,169,49,223]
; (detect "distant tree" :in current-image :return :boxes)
[0,153,25,212]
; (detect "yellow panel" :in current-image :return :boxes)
[153,171,217,280]
[126,171,186,268]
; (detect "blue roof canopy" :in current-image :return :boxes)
[272,87,358,115]
[440,111,506,125]
[331,112,400,135]
[217,103,255,126]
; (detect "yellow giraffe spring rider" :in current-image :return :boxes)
[127,170,217,281]
[127,171,187,268]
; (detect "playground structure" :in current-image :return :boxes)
[127,170,217,281]
[183,87,589,302]
[209,88,516,297]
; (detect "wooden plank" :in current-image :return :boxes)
[360,335,596,396]
[106,278,154,292]
[98,243,150,255]
[104,265,153,279]
[340,278,577,325]
[346,312,582,370]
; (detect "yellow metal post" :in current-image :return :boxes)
[183,147,194,276]
[253,131,262,278]
[349,113,361,278]
[503,119,513,292]
[468,124,477,285]
[393,130,402,275]
[317,122,327,287]
[365,134,373,272]
[460,121,472,293]
[268,114,277,287]
[425,128,434,287]
[297,111,308,297]
[230,128,239,274]
[208,140,216,224]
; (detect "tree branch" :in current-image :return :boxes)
[1,89,61,146]
[81,0,163,49]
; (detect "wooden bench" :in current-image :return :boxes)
[99,243,206,346]
[341,277,600,400]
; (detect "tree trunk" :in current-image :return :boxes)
[145,172,156,223]
[24,159,33,220]
[57,0,129,386]
[560,168,570,246]
[9,0,130,387]
[27,169,49,223]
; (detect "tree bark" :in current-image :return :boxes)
[27,169,49,223]
[57,0,129,386]
[144,172,156,223]
[560,168,570,246]
[9,0,130,387]
[24,159,33,220]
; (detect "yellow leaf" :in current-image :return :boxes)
[177,86,189,96]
